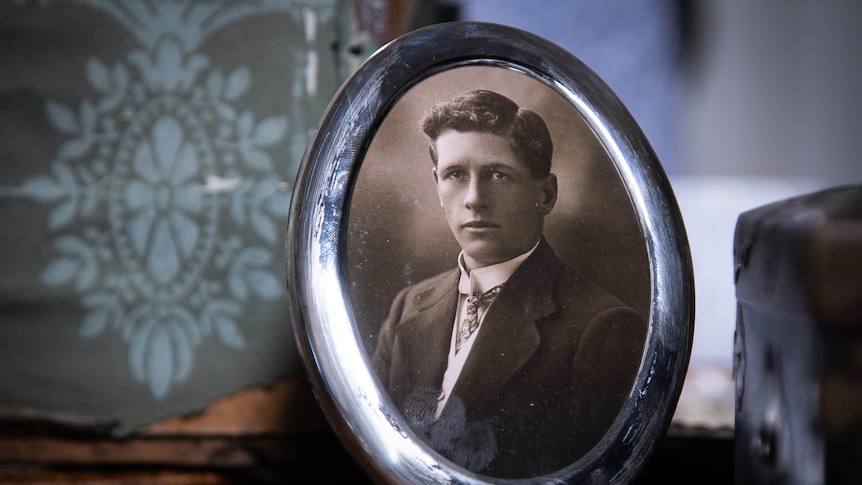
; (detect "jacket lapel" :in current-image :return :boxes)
[452,240,563,411]
[396,270,459,393]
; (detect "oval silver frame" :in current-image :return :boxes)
[286,21,694,484]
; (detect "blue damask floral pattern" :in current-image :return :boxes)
[19,0,332,399]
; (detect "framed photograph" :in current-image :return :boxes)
[286,22,694,484]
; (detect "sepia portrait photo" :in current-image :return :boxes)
[346,64,651,479]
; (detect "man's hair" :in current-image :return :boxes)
[420,89,553,178]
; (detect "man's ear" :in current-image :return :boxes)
[432,167,443,207]
[537,173,558,215]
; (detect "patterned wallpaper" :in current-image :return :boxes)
[0,0,371,434]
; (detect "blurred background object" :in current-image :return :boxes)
[0,0,369,433]
[0,1,374,482]
[734,186,862,484]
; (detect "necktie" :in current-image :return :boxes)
[456,285,503,353]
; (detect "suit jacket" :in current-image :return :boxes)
[371,239,647,478]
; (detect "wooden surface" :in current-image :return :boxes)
[0,375,367,484]
[0,373,733,484]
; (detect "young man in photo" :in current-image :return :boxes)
[371,89,647,478]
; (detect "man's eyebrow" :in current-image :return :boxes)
[437,163,464,173]
[486,163,520,172]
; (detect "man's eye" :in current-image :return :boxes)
[447,170,466,180]
[491,170,508,180]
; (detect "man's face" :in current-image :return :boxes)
[433,130,557,270]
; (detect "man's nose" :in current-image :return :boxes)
[463,176,487,210]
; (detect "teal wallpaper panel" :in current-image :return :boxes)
[0,0,370,434]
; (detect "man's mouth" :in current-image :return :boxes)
[462,220,500,229]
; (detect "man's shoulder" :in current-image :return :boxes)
[401,267,458,292]
[391,267,459,311]
[524,240,642,319]
[557,267,630,310]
